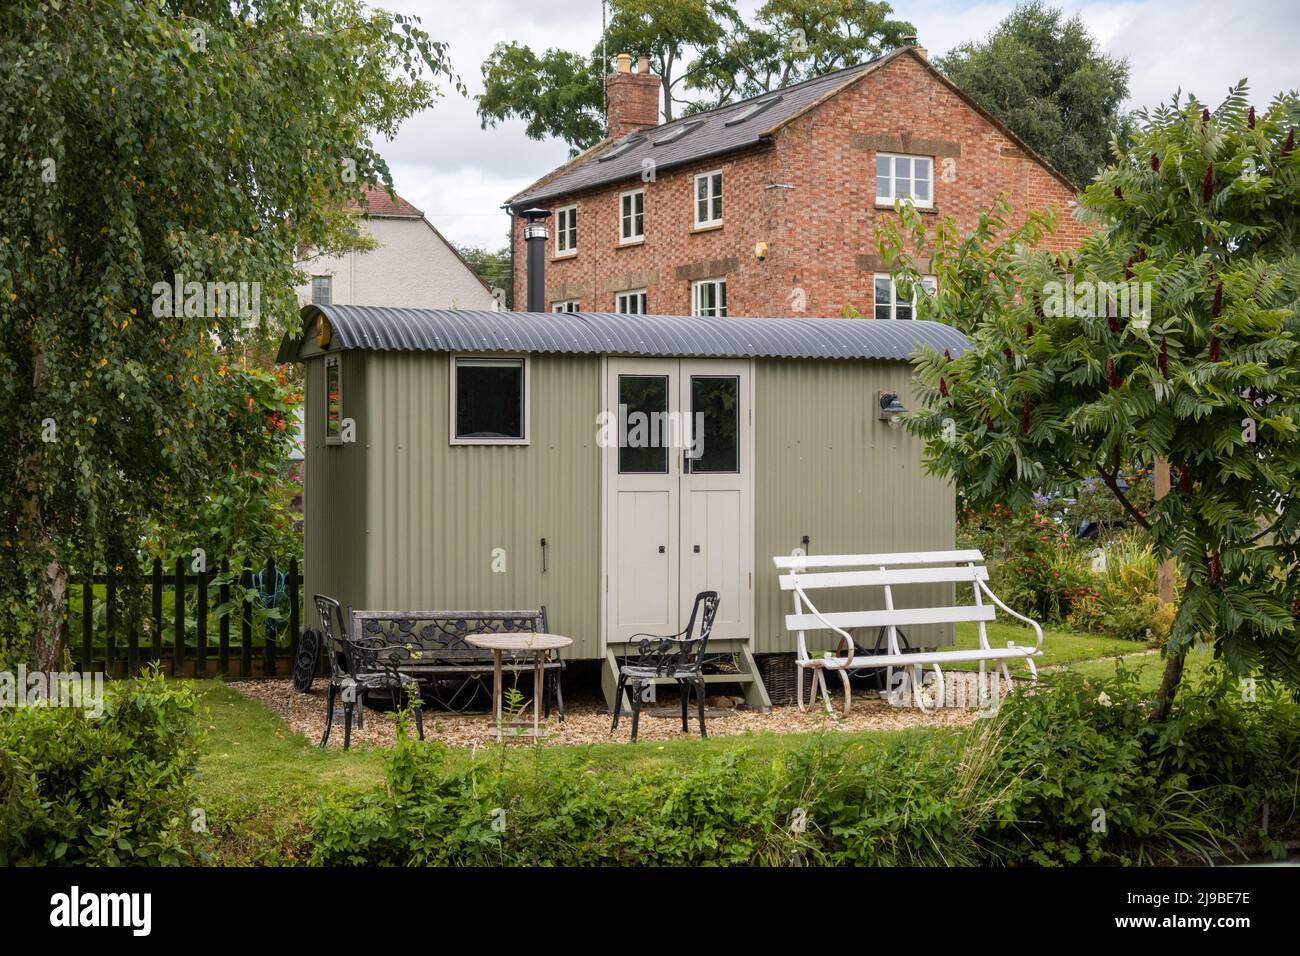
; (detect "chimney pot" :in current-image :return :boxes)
[616,52,631,74]
[636,52,650,74]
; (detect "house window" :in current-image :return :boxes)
[311,275,332,306]
[875,153,933,208]
[616,289,647,314]
[620,189,644,243]
[324,354,343,444]
[694,170,723,227]
[691,278,727,317]
[873,274,937,320]
[451,356,528,445]
[552,299,580,313]
[555,205,577,255]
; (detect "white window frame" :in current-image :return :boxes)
[615,289,647,314]
[311,275,332,306]
[691,278,727,317]
[449,354,530,446]
[873,274,937,320]
[551,299,580,313]
[554,204,577,257]
[323,353,344,445]
[694,170,723,228]
[875,153,934,208]
[619,188,645,244]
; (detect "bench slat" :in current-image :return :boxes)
[804,645,1038,669]
[785,604,996,631]
[779,565,988,591]
[773,550,984,570]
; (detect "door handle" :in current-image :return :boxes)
[658,545,666,554]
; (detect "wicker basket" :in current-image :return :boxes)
[759,654,799,707]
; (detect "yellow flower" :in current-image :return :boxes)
[99,357,108,366]
[88,415,97,425]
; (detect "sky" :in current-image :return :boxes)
[370,0,1300,251]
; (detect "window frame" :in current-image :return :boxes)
[691,277,727,317]
[875,152,935,209]
[873,273,937,320]
[311,275,332,306]
[619,188,645,244]
[693,170,724,228]
[554,204,578,257]
[323,353,344,446]
[615,289,648,314]
[448,354,530,447]
[551,299,580,313]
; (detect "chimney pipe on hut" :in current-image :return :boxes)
[521,207,550,312]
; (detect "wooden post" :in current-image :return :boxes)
[218,557,230,676]
[105,569,117,678]
[173,557,185,677]
[81,573,93,672]
[1154,457,1175,604]
[151,558,163,663]
[241,561,253,677]
[196,562,208,679]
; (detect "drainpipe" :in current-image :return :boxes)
[521,207,550,313]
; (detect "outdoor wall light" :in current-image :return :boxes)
[754,240,768,261]
[878,390,907,424]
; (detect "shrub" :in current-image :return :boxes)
[1068,531,1177,643]
[0,668,205,865]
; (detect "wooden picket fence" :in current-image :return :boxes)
[68,556,302,679]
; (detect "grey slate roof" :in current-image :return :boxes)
[506,53,896,210]
[280,304,969,363]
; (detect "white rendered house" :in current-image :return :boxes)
[295,185,500,311]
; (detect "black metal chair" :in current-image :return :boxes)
[313,594,424,750]
[611,591,719,742]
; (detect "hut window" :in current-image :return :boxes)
[324,355,343,444]
[311,275,332,306]
[451,356,528,444]
[615,289,647,314]
[691,278,727,317]
[620,189,644,243]
[875,153,933,208]
[687,376,739,474]
[617,375,669,473]
[873,274,937,320]
[555,205,577,256]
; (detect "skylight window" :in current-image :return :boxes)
[653,120,704,146]
[723,95,782,127]
[598,134,645,162]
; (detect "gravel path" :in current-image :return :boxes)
[228,679,994,750]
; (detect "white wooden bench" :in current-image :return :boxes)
[773,550,1043,714]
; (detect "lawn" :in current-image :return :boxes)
[193,627,1206,863]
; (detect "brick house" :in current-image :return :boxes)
[505,45,1090,318]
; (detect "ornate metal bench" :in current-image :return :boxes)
[348,608,565,718]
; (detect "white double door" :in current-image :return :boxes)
[603,358,753,647]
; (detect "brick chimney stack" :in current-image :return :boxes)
[605,51,660,140]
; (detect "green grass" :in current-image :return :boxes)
[943,620,1137,670]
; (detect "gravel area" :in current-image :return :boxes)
[227,678,1000,750]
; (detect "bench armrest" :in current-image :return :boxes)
[793,587,855,668]
[976,579,1044,654]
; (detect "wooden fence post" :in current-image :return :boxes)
[105,569,117,678]
[240,561,253,677]
[196,560,208,679]
[151,558,163,663]
[81,572,93,673]
[173,557,185,677]
[218,557,231,676]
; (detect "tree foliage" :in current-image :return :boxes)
[476,0,913,153]
[934,1,1130,187]
[880,84,1300,709]
[0,0,459,667]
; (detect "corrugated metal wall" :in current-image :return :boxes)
[752,358,957,655]
[361,352,603,657]
[303,350,370,622]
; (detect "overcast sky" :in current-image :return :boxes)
[370,0,1300,250]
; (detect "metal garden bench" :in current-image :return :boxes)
[349,608,565,719]
[773,550,1042,714]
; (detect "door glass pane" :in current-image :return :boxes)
[689,376,738,473]
[618,375,668,473]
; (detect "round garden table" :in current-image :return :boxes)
[466,633,573,741]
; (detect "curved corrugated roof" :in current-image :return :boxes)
[280,305,968,363]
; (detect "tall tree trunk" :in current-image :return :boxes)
[1150,642,1187,722]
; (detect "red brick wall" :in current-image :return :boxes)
[513,52,1092,317]
[606,69,661,140]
